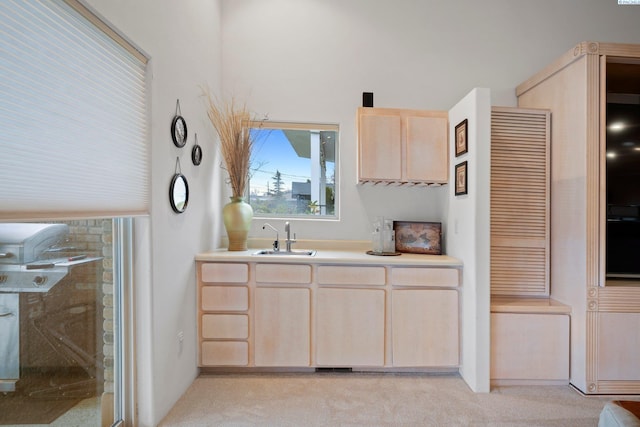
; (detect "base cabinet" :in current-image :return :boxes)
[254,287,311,367]
[316,288,385,366]
[196,260,461,371]
[491,312,569,381]
[392,289,459,367]
[198,262,249,367]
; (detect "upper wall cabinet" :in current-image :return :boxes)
[357,107,448,185]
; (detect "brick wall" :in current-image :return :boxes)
[58,219,113,395]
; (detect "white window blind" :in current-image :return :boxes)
[0,0,149,220]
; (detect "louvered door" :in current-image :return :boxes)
[491,107,550,296]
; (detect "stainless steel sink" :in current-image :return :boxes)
[252,249,316,256]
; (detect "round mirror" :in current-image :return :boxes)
[192,144,202,166]
[171,115,187,147]
[169,173,189,213]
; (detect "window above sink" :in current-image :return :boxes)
[248,121,338,219]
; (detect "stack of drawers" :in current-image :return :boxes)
[199,263,249,366]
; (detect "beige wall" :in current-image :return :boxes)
[222,0,640,242]
[80,0,640,424]
[84,1,223,425]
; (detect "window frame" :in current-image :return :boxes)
[247,120,339,220]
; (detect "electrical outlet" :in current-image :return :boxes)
[177,330,184,355]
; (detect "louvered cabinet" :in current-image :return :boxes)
[488,108,566,385]
[490,107,551,297]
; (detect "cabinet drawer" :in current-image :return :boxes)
[201,341,248,366]
[201,286,248,311]
[255,263,311,284]
[202,314,248,339]
[390,267,459,287]
[317,265,385,286]
[201,262,248,283]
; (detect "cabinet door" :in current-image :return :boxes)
[358,112,402,181]
[491,313,568,380]
[406,116,448,182]
[490,107,550,296]
[597,312,640,381]
[392,289,458,367]
[254,288,311,367]
[316,288,385,366]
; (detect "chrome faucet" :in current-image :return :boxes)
[262,223,279,252]
[284,221,296,252]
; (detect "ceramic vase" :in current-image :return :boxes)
[223,196,253,251]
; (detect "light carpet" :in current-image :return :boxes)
[159,373,624,426]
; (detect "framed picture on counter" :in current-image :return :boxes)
[393,221,442,255]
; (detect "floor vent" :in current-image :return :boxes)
[315,367,352,373]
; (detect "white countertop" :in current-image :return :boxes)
[196,245,462,267]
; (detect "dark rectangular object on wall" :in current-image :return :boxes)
[362,92,374,107]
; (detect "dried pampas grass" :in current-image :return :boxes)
[204,90,254,198]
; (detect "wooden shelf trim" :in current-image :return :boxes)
[490,297,571,315]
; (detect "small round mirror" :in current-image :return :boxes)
[169,173,189,213]
[171,115,187,147]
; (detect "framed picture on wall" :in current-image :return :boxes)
[455,161,468,196]
[455,119,468,157]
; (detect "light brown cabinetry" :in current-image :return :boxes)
[201,314,248,339]
[390,266,458,287]
[488,107,563,384]
[357,107,448,184]
[315,265,386,366]
[254,287,310,367]
[517,41,640,394]
[196,258,461,371]
[491,312,569,382]
[597,312,640,382]
[316,288,385,366]
[490,107,550,297]
[489,298,571,385]
[254,263,311,366]
[197,262,249,366]
[317,265,385,286]
[392,289,458,366]
[390,267,460,367]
